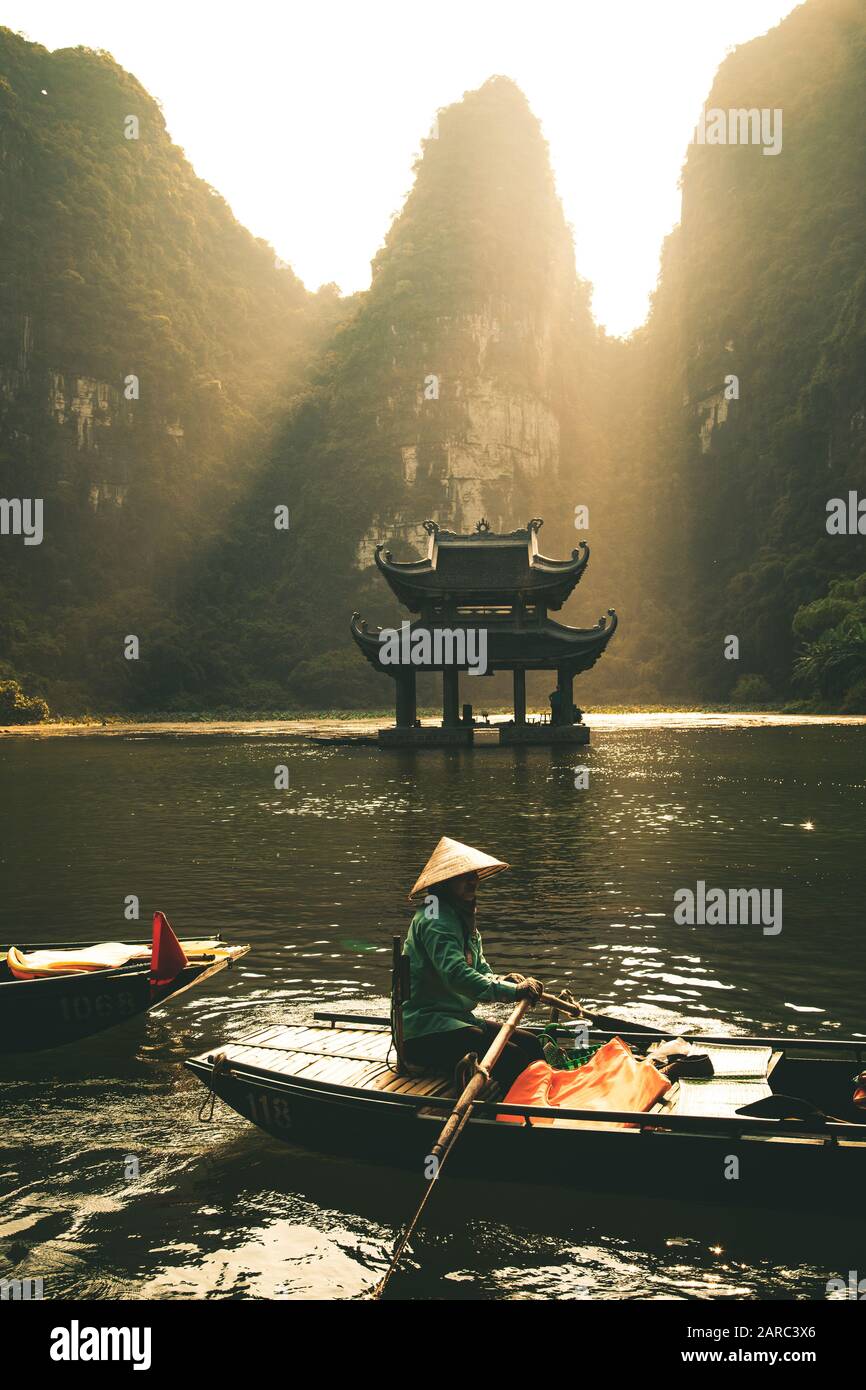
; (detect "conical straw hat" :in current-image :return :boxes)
[409,836,509,898]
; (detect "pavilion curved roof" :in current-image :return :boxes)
[373,519,589,610]
[350,609,617,675]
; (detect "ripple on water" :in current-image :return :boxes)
[0,722,864,1298]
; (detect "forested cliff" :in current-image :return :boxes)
[0,27,343,711]
[1,0,864,715]
[625,0,866,707]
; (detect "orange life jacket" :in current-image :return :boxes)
[498,1035,671,1126]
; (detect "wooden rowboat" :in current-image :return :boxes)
[186,1010,866,1211]
[0,936,249,1053]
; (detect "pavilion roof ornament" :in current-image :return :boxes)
[372,518,591,610]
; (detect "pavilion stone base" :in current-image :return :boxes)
[378,725,473,749]
[376,724,591,748]
[498,723,590,746]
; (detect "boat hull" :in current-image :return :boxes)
[0,938,248,1052]
[186,1049,866,1213]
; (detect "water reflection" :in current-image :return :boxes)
[1,721,864,1297]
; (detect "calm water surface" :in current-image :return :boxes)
[1,720,864,1300]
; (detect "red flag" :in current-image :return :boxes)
[150,911,188,986]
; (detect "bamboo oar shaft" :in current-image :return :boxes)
[374,1097,473,1294]
[370,997,531,1299]
[430,997,530,1158]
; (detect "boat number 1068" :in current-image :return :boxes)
[246,1091,292,1130]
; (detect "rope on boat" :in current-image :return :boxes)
[388,988,400,1072]
[198,1052,230,1122]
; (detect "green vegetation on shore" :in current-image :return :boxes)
[3,699,857,731]
[0,677,49,723]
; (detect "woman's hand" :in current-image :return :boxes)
[503,971,526,984]
[515,977,544,1001]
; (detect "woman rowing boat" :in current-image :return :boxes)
[401,836,544,1088]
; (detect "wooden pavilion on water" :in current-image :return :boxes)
[351,518,616,747]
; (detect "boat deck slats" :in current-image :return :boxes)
[233,1024,393,1063]
[369,1070,455,1098]
[234,1024,290,1046]
[213,1023,788,1108]
[203,1024,860,1123]
[218,1043,390,1087]
[215,1028,456,1097]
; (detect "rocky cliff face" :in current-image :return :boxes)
[344,77,597,571]
[0,27,340,710]
[357,337,562,566]
[628,0,866,700]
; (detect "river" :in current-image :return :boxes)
[1,715,864,1299]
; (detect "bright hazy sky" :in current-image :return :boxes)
[4,0,800,337]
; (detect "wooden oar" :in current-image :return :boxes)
[539,991,657,1036]
[539,990,590,1018]
[369,997,531,1300]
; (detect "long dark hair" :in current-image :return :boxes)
[437,880,477,945]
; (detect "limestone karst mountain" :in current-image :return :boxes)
[210,75,614,709]
[0,26,341,710]
[2,0,865,714]
[347,75,599,564]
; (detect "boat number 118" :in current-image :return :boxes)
[247,1091,292,1130]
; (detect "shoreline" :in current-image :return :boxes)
[2,709,865,738]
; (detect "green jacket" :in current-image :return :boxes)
[402,898,519,1039]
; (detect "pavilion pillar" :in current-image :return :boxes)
[442,667,460,728]
[556,668,574,725]
[513,668,526,725]
[395,669,416,728]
